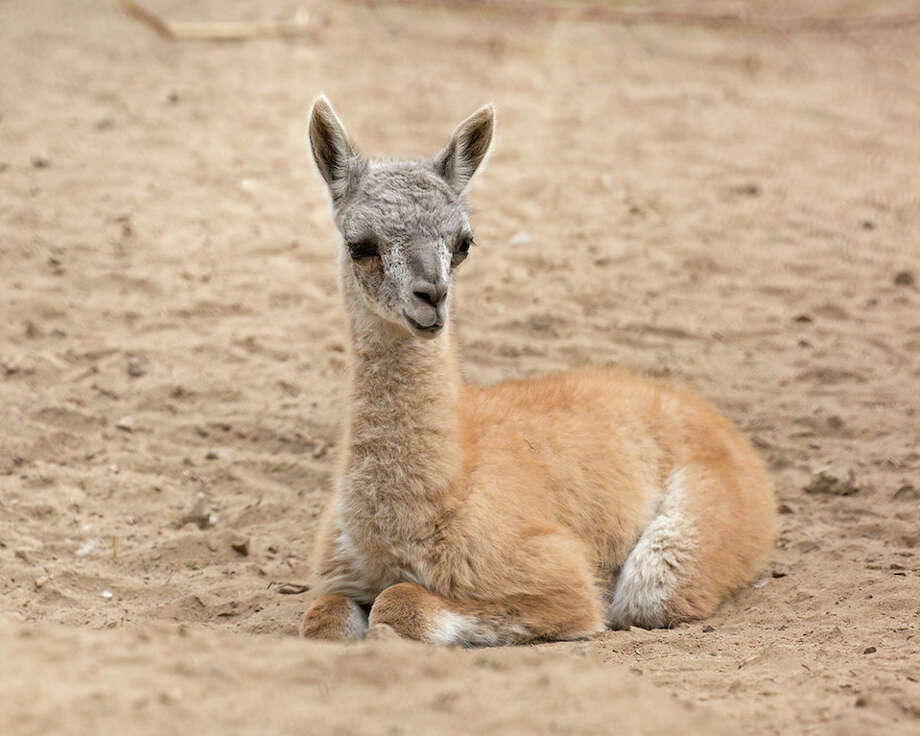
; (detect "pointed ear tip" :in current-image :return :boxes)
[474,104,496,133]
[310,94,333,118]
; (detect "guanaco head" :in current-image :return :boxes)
[308,96,494,340]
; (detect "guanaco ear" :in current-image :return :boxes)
[433,104,495,194]
[308,95,361,202]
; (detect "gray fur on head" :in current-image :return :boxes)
[307,96,495,341]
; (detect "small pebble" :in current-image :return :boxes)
[826,415,845,431]
[731,183,761,197]
[276,583,309,595]
[509,231,535,246]
[180,493,214,529]
[804,469,860,497]
[75,538,99,557]
[893,270,915,287]
[101,589,113,599]
[862,646,876,655]
[127,356,146,377]
[115,416,135,432]
[230,537,250,556]
[778,503,794,515]
[702,625,716,633]
[34,576,48,589]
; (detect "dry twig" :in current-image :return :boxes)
[120,0,310,41]
[344,0,920,32]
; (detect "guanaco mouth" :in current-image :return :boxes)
[403,310,444,337]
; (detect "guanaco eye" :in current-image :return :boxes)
[347,239,378,260]
[456,235,473,255]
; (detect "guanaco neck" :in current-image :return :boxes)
[338,283,464,543]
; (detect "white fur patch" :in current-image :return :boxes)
[608,467,697,629]
[341,598,370,639]
[427,611,531,647]
[323,526,376,600]
[429,611,480,646]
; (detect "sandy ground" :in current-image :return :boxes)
[2,0,920,733]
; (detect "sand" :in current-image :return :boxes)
[1,0,919,733]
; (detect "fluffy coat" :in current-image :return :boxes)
[299,97,775,645]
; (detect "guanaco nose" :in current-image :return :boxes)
[412,280,448,308]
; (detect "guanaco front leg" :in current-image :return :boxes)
[299,593,368,640]
[368,581,604,646]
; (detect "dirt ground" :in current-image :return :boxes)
[2,0,919,733]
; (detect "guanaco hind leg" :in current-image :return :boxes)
[608,464,770,629]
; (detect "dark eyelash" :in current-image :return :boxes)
[347,239,379,259]
[456,235,474,255]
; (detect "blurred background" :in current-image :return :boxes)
[1,2,919,733]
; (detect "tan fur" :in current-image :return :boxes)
[299,98,775,646]
[298,593,367,640]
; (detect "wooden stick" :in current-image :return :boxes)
[121,0,173,38]
[120,0,310,41]
[342,0,920,32]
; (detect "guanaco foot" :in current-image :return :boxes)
[299,593,368,640]
[368,583,451,643]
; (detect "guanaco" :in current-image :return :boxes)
[298,97,775,645]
